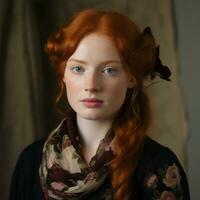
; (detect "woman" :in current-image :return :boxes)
[10,9,190,200]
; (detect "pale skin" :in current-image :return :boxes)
[63,33,135,165]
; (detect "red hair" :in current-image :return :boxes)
[45,9,156,200]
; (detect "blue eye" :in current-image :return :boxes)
[103,67,117,75]
[71,66,84,73]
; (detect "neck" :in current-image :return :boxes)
[76,115,113,148]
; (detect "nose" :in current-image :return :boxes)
[84,71,101,92]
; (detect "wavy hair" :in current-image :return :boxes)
[45,9,157,200]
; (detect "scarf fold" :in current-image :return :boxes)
[39,111,115,200]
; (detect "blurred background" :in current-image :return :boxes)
[0,0,199,199]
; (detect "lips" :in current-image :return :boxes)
[81,98,103,108]
[81,98,103,103]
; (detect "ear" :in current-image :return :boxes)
[128,77,136,88]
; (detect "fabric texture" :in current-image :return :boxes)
[39,111,115,199]
[9,113,190,200]
[9,136,190,200]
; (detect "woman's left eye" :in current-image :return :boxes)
[102,67,117,75]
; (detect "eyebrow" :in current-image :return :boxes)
[67,58,121,65]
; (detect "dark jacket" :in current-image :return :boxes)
[9,136,190,200]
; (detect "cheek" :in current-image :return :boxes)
[108,79,128,95]
[107,82,128,104]
[64,77,81,100]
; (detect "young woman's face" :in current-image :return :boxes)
[64,33,135,121]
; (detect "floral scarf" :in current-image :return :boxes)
[39,111,115,200]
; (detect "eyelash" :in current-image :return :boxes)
[71,66,83,73]
[102,67,117,75]
[70,66,118,75]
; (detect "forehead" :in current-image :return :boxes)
[68,33,121,63]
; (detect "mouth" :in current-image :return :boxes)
[81,98,103,103]
[81,98,104,108]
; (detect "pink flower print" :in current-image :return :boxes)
[145,174,158,188]
[163,163,181,188]
[159,191,177,200]
[62,138,72,149]
[51,182,66,191]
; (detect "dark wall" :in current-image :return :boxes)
[175,0,200,199]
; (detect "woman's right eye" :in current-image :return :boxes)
[71,66,84,73]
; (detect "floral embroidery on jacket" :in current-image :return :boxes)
[159,191,177,200]
[145,174,158,188]
[144,163,183,200]
[163,163,181,188]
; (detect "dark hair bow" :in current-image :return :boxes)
[153,45,171,81]
[143,27,172,81]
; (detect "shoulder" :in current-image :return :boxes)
[138,136,187,186]
[134,136,190,200]
[9,139,46,200]
[141,136,180,164]
[136,136,184,180]
[18,138,45,166]
[21,138,45,156]
[12,138,45,180]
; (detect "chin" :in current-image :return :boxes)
[82,113,102,120]
[78,110,105,120]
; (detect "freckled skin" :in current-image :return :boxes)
[63,33,135,121]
